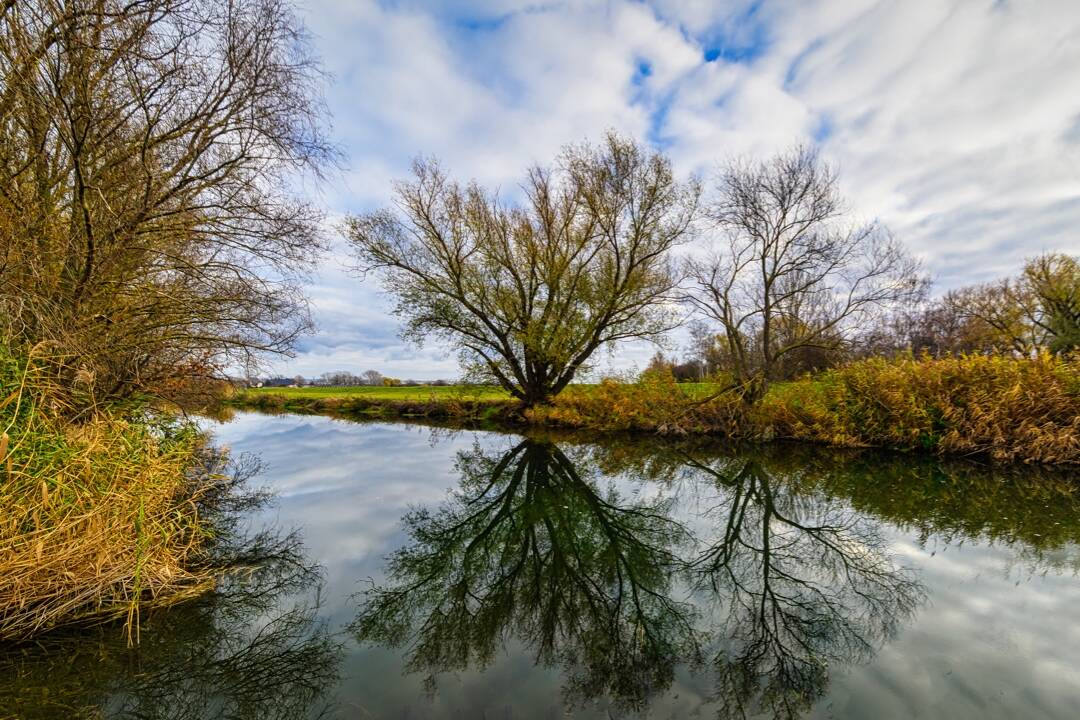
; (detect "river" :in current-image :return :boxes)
[4,411,1080,719]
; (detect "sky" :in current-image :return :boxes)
[275,0,1080,380]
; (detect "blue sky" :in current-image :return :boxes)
[277,0,1080,379]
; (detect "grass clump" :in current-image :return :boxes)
[0,348,229,642]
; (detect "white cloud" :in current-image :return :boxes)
[269,0,1080,377]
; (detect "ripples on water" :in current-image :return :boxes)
[3,412,1080,719]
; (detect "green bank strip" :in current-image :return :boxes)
[231,354,1080,465]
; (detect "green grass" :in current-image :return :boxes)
[241,384,512,401]
[231,357,1080,465]
[240,382,727,402]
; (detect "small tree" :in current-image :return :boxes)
[685,147,925,401]
[947,253,1080,356]
[362,370,384,386]
[642,351,675,379]
[1026,253,1080,354]
[345,133,699,407]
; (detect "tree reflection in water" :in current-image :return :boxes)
[352,438,698,709]
[352,437,927,718]
[686,456,924,719]
[0,459,343,720]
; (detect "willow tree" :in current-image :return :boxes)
[0,0,334,405]
[345,133,699,407]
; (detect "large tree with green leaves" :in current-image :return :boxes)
[344,133,699,407]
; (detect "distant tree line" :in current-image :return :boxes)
[646,251,1079,385]
[249,371,455,388]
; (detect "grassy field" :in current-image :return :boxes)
[231,354,1080,465]
[242,384,512,400]
[240,382,723,401]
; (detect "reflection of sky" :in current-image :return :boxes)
[205,413,1080,719]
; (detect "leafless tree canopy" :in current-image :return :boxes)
[0,0,335,405]
[345,133,700,406]
[688,456,924,719]
[685,147,925,399]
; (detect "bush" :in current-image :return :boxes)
[531,372,751,436]
[773,353,1080,463]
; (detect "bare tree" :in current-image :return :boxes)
[685,147,925,401]
[0,0,335,407]
[361,369,384,386]
[345,133,699,407]
[687,455,924,719]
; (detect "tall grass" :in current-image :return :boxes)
[771,353,1080,464]
[529,372,752,436]
[0,348,226,642]
[533,355,1080,463]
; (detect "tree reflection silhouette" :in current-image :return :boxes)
[353,438,926,718]
[686,455,925,720]
[352,438,698,710]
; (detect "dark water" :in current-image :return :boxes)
[4,412,1080,719]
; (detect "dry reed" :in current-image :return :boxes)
[0,348,221,642]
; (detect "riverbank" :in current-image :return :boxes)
[232,354,1080,465]
[0,350,235,642]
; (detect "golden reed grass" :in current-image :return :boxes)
[530,355,1080,464]
[770,352,1080,464]
[1,348,219,643]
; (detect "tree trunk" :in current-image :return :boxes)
[738,372,767,405]
[519,382,555,409]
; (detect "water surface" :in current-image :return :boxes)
[3,412,1080,719]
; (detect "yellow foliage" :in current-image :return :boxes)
[0,350,218,642]
[772,353,1080,464]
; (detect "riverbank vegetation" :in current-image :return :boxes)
[0,0,333,642]
[0,349,216,642]
[235,351,1080,464]
[332,125,1078,463]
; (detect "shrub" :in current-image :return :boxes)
[532,372,751,436]
[774,353,1080,463]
